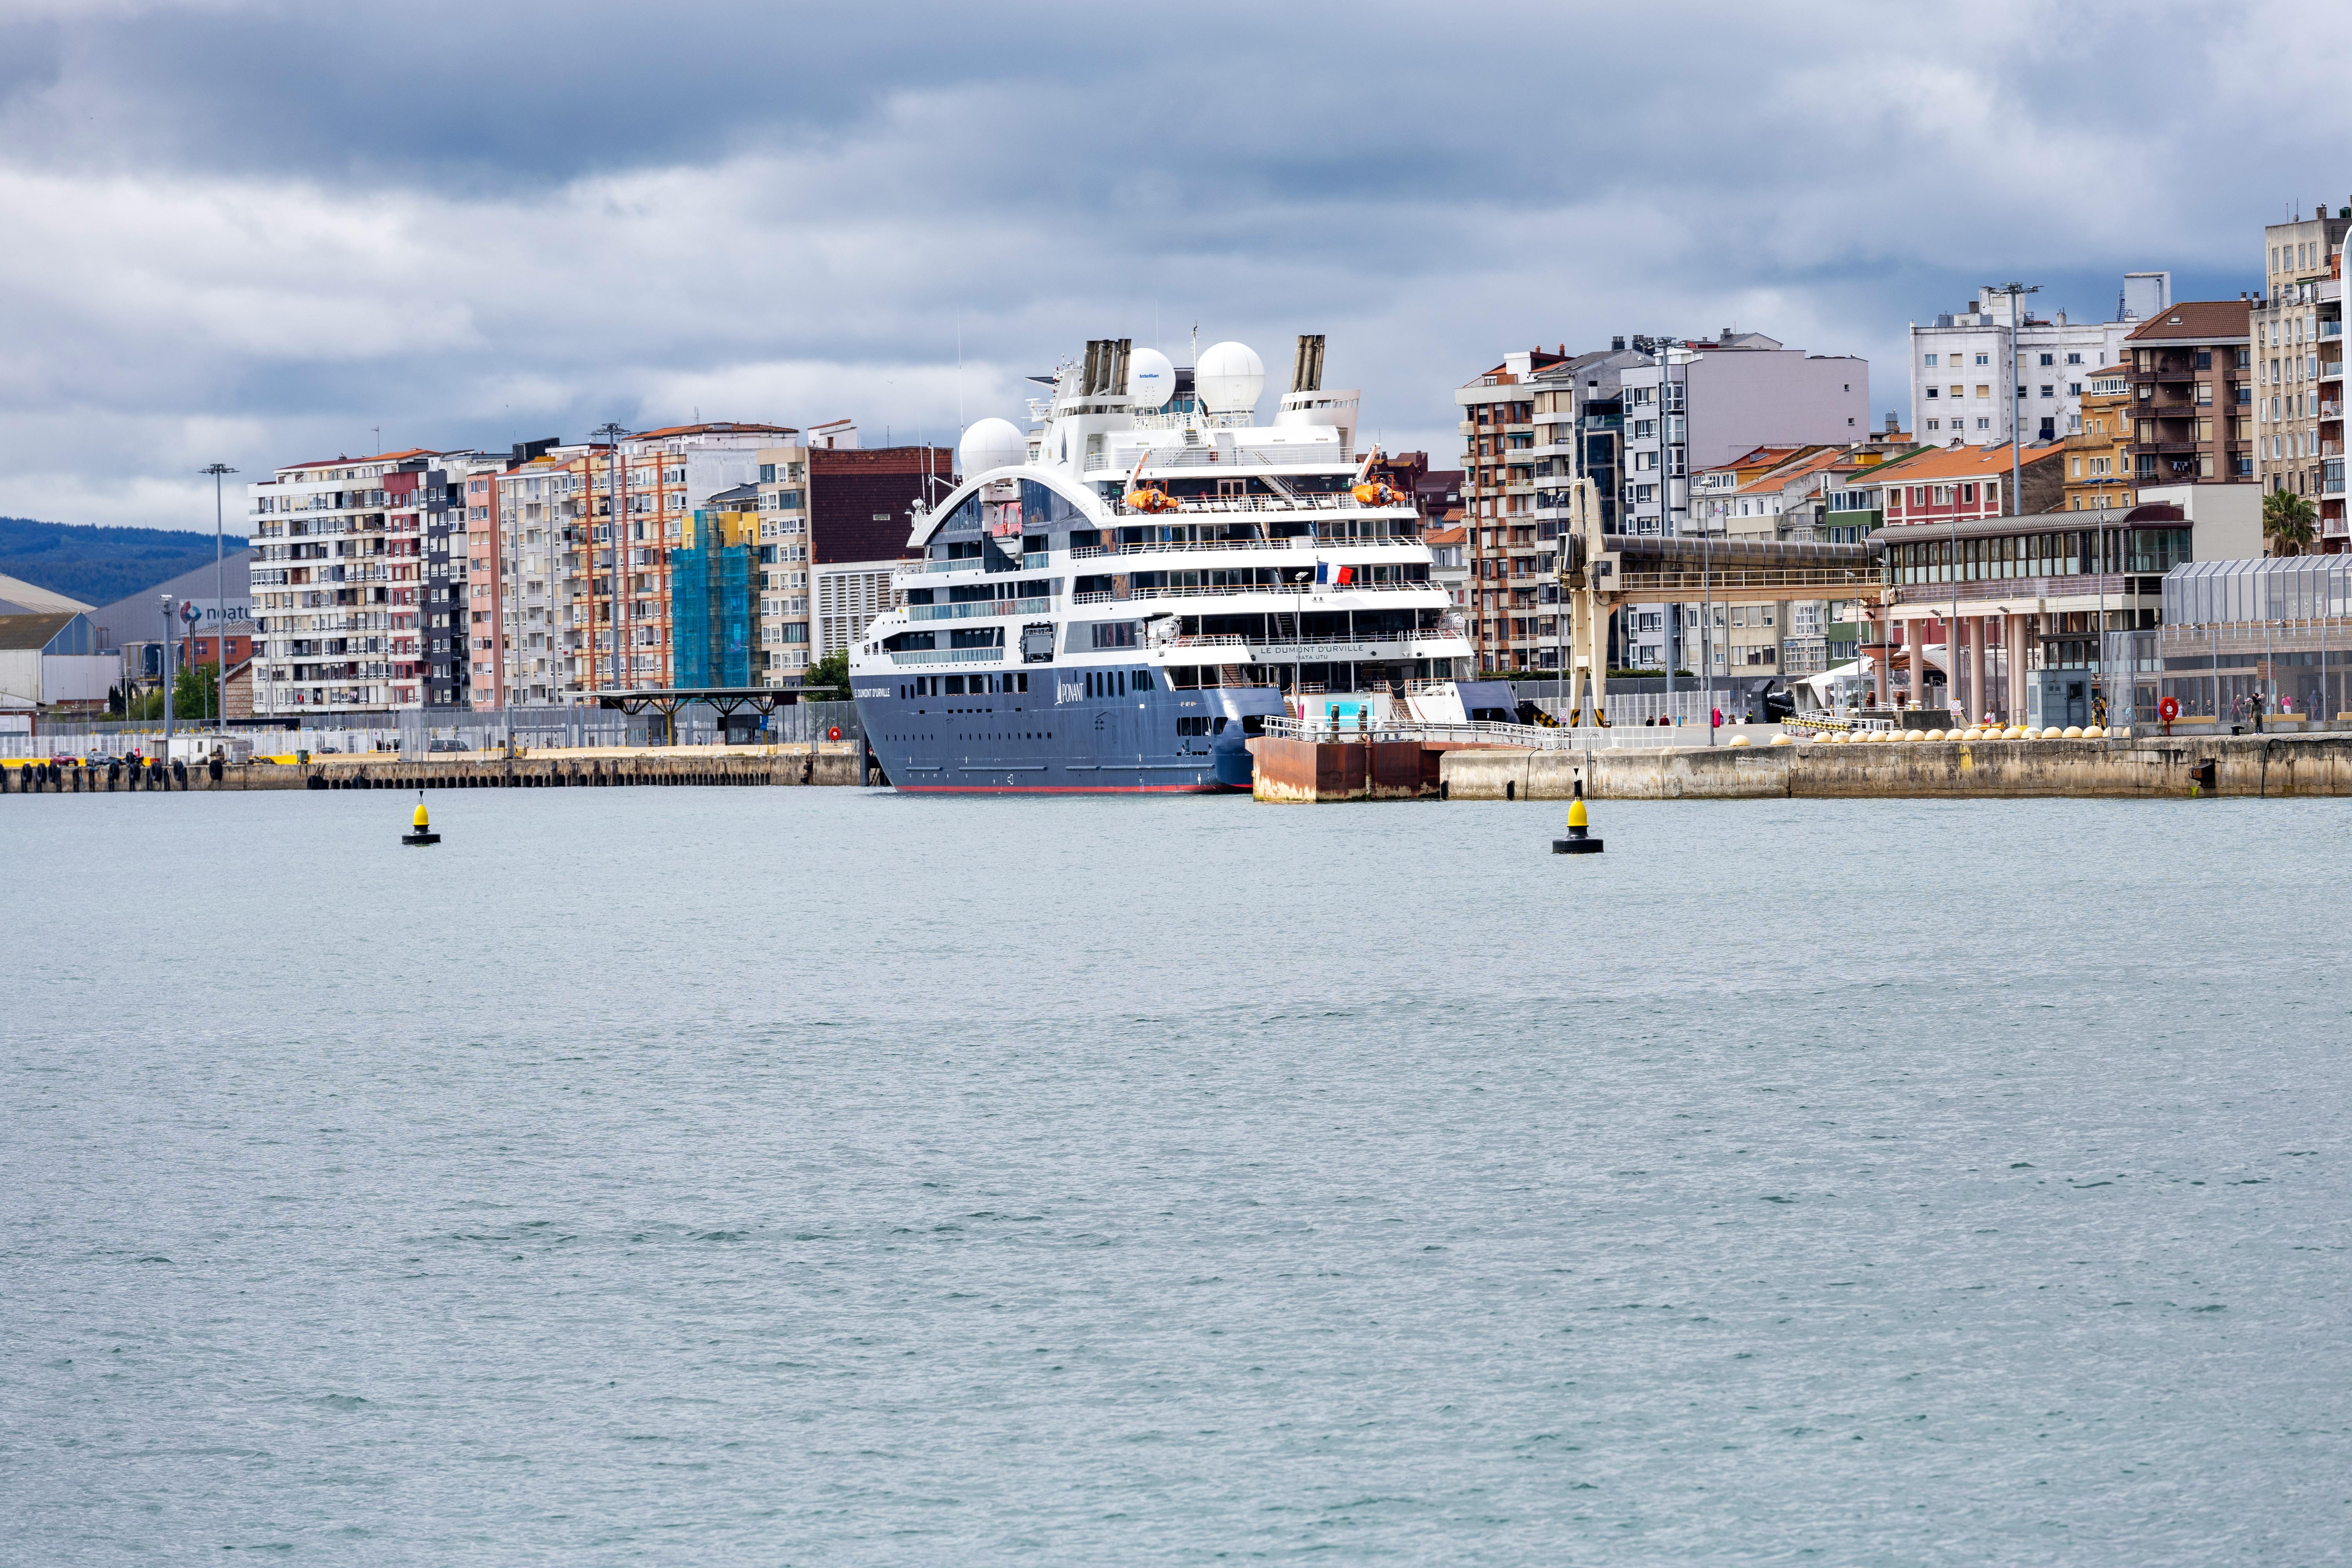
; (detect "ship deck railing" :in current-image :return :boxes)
[886,647,1005,666]
[906,597,1054,622]
[1071,581,1437,606]
[1257,717,1713,751]
[1112,494,1410,517]
[1071,533,1422,557]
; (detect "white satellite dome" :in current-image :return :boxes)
[1127,346,1176,410]
[1195,341,1265,416]
[958,417,1028,477]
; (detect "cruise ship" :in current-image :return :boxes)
[849,335,1477,792]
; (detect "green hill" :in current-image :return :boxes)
[0,517,249,608]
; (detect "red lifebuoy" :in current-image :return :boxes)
[827,725,842,742]
[2158,697,2180,723]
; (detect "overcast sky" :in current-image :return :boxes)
[4,0,2345,533]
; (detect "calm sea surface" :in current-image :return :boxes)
[4,786,2349,1564]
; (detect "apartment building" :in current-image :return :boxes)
[1454,349,1566,672]
[2252,203,2349,541]
[482,422,793,705]
[491,441,597,705]
[1618,334,1867,674]
[2122,301,2253,506]
[1907,275,2161,448]
[2062,369,2134,512]
[247,448,449,717]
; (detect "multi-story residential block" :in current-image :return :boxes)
[2252,203,2348,542]
[1454,349,1564,673]
[1617,333,1867,675]
[2062,369,2135,513]
[247,448,452,717]
[2120,301,2253,519]
[1907,275,2164,450]
[484,422,793,705]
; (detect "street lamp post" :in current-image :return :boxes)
[203,463,237,728]
[1985,281,2041,524]
[160,593,174,748]
[591,421,630,715]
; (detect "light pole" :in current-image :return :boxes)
[160,593,174,748]
[591,421,630,714]
[1984,281,2040,524]
[203,463,237,728]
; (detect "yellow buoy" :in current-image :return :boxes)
[1554,784,1603,855]
[403,789,441,846]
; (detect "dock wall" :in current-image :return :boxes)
[1437,733,2352,801]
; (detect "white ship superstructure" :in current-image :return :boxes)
[849,334,1475,792]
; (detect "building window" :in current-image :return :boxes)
[1926,386,1940,399]
[1924,353,1939,367]
[2067,352,2083,365]
[1976,418,1991,431]
[1926,418,1941,431]
[2038,353,2054,367]
[1975,354,1990,366]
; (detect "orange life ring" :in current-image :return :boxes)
[2158,697,2179,723]
[827,725,842,741]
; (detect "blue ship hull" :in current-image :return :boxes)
[854,677,1285,793]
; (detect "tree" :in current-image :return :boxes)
[127,661,219,721]
[802,649,850,701]
[2263,487,2318,557]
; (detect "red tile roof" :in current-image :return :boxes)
[2126,300,2251,342]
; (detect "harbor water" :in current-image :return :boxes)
[5,789,2348,1563]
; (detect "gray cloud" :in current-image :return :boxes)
[2,0,2343,530]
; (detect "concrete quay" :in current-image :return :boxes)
[5,745,869,793]
[1436,731,2352,801]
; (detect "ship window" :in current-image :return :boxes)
[1116,671,1126,697]
[1240,716,1267,736]
[1177,717,1210,735]
[945,675,965,694]
[1131,669,1153,690]
[1211,717,1228,733]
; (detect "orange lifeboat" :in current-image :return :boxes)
[1351,445,1405,507]
[1122,451,1180,514]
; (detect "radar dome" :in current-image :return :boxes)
[1127,347,1176,410]
[958,417,1027,477]
[1195,341,1265,416]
